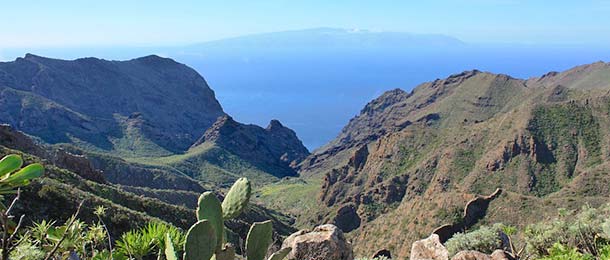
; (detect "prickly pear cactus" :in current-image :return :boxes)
[246,220,273,260]
[212,243,236,260]
[267,247,291,260]
[0,154,23,177]
[184,220,216,260]
[221,177,251,220]
[197,191,225,250]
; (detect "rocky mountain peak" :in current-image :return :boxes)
[192,115,309,177]
[267,119,285,130]
[360,88,410,115]
[199,115,240,144]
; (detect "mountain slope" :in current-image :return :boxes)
[0,54,225,155]
[261,62,610,258]
[0,54,310,187]
[0,124,296,239]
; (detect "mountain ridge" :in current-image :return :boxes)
[0,53,226,153]
[0,53,310,186]
[259,60,610,258]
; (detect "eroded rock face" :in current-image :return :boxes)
[192,115,309,177]
[281,224,353,260]
[0,124,105,183]
[410,234,449,260]
[433,189,503,243]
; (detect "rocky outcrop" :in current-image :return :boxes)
[191,115,309,177]
[0,124,105,183]
[281,224,353,260]
[50,149,105,183]
[410,234,449,260]
[433,189,503,243]
[0,54,225,153]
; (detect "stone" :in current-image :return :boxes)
[490,250,515,260]
[451,250,491,260]
[281,224,353,260]
[410,234,449,260]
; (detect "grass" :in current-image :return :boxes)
[123,142,280,188]
[255,178,321,228]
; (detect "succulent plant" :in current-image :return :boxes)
[165,233,178,260]
[221,177,251,220]
[246,220,273,260]
[267,247,292,260]
[171,177,290,260]
[197,191,225,250]
[0,154,44,199]
[183,220,216,260]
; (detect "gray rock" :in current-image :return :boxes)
[281,224,353,260]
[451,250,491,260]
[410,234,449,260]
[490,250,516,260]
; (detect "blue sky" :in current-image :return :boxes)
[2,0,610,48]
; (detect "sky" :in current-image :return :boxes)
[2,0,610,48]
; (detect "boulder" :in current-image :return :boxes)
[410,234,449,260]
[490,250,515,260]
[449,250,514,260]
[281,224,353,260]
[451,250,491,260]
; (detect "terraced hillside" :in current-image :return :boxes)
[258,61,610,258]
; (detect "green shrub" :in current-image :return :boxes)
[9,242,45,260]
[525,205,610,257]
[445,224,504,256]
[537,243,594,260]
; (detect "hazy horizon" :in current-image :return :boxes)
[2,1,610,48]
[3,1,610,150]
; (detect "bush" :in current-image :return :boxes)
[445,224,504,256]
[525,205,610,257]
[537,243,594,260]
